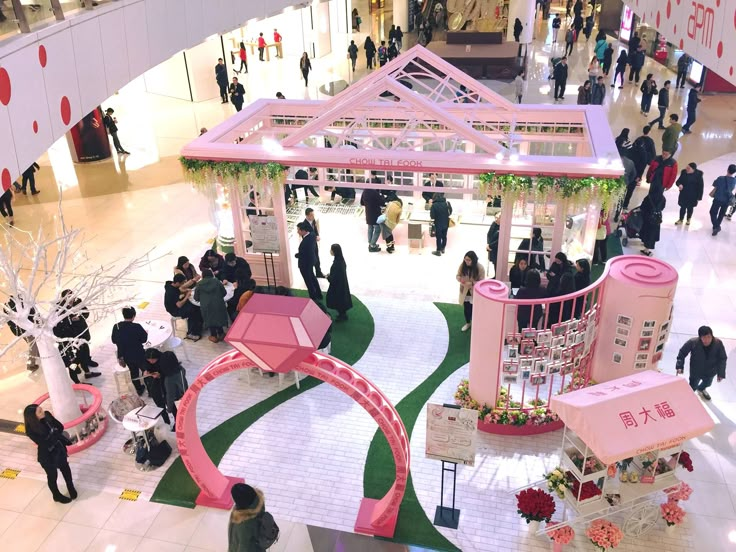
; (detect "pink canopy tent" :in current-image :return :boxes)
[550,370,714,464]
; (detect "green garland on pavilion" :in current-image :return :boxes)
[179,157,287,194]
[479,172,625,213]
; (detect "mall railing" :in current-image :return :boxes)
[0,0,118,42]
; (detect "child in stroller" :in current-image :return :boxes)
[615,206,644,246]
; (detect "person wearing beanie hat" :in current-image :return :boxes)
[229,484,266,551]
[676,326,727,401]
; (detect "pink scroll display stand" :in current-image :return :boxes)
[175,294,409,538]
[590,256,678,382]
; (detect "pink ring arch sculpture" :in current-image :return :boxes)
[175,294,409,539]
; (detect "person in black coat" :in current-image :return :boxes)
[515,269,546,331]
[164,275,203,340]
[429,193,452,256]
[228,77,245,112]
[364,36,377,69]
[215,58,228,103]
[676,326,727,400]
[546,252,574,294]
[631,125,657,180]
[675,162,704,225]
[513,18,523,42]
[5,297,40,371]
[326,244,353,321]
[111,307,148,395]
[639,183,666,256]
[145,348,187,427]
[53,290,100,380]
[612,50,628,88]
[361,187,385,252]
[573,258,591,317]
[141,348,171,426]
[295,222,322,301]
[199,249,226,278]
[546,271,576,328]
[553,57,568,101]
[509,258,528,289]
[303,207,325,278]
[515,227,545,270]
[486,219,500,277]
[24,404,76,503]
[219,252,252,283]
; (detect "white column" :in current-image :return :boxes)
[393,0,408,31]
[506,0,537,44]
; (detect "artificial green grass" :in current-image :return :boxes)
[363,302,468,552]
[151,293,374,508]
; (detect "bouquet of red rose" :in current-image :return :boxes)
[566,471,603,501]
[516,488,556,523]
[676,451,694,472]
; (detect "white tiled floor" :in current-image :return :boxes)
[1,4,736,552]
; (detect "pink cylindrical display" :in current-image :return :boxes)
[591,256,678,382]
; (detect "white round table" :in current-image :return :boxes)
[189,281,235,306]
[122,406,163,453]
[140,320,173,348]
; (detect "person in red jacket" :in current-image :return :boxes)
[273,29,282,58]
[646,149,678,192]
[257,32,266,61]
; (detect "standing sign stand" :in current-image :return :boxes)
[261,252,277,293]
[425,403,479,530]
[249,215,280,292]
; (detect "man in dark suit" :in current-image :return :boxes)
[215,58,228,103]
[111,307,148,395]
[103,108,130,154]
[303,207,324,278]
[229,77,245,112]
[295,222,322,301]
[21,163,40,195]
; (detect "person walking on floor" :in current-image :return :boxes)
[676,326,727,401]
[611,49,627,88]
[709,164,736,236]
[229,77,245,112]
[430,193,452,256]
[564,28,574,56]
[628,46,645,84]
[551,14,561,43]
[513,17,523,42]
[365,36,376,69]
[378,41,388,67]
[348,40,358,72]
[514,69,526,103]
[639,74,657,115]
[395,26,404,51]
[235,42,248,74]
[229,483,271,552]
[591,76,606,105]
[103,108,130,155]
[576,80,592,105]
[0,176,14,226]
[639,182,666,256]
[21,162,40,195]
[215,58,229,103]
[303,207,324,278]
[631,125,657,181]
[456,251,485,332]
[682,84,701,134]
[326,244,352,321]
[23,404,77,503]
[594,38,606,65]
[649,80,670,129]
[295,222,322,300]
[257,33,266,61]
[662,114,682,155]
[111,306,148,396]
[194,269,229,342]
[553,57,568,101]
[602,43,614,76]
[352,8,361,32]
[676,53,691,89]
[674,162,704,225]
[299,52,312,86]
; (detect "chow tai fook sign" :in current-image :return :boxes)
[622,0,736,87]
[349,157,424,168]
[550,370,714,464]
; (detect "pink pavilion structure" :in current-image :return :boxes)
[181,45,623,288]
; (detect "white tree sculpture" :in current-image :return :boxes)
[0,207,154,423]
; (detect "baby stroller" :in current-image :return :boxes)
[615,206,643,246]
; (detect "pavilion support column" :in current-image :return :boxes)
[506,0,536,44]
[228,183,246,258]
[271,180,293,288]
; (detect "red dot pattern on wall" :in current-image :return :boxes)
[0,67,10,106]
[32,120,38,133]
[60,96,71,125]
[1,169,10,192]
[717,41,723,58]
[38,45,47,68]
[679,38,684,49]
[667,0,671,19]
[656,11,660,27]
[674,24,677,34]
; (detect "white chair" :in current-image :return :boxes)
[163,336,190,362]
[254,368,300,389]
[170,316,187,337]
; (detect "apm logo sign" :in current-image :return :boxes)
[687,1,715,48]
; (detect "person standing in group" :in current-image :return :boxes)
[628,46,645,84]
[676,326,727,401]
[629,31,641,55]
[23,404,77,503]
[194,269,229,342]
[674,162,704,225]
[681,84,702,134]
[361,187,385,252]
[347,40,358,72]
[509,257,529,289]
[486,218,500,277]
[639,74,657,115]
[676,53,691,88]
[553,57,568,101]
[379,191,402,253]
[576,80,592,105]
[273,29,282,58]
[21,162,40,195]
[365,36,376,69]
[228,483,271,552]
[395,26,404,51]
[144,348,187,430]
[326,244,352,321]
[591,76,606,105]
[639,182,666,256]
[103,108,130,155]
[303,207,325,278]
[456,251,485,332]
[299,52,312,86]
[215,58,229,103]
[515,227,545,271]
[602,43,614,76]
[422,173,444,207]
[295,221,322,300]
[378,41,388,67]
[257,32,266,61]
[546,271,576,327]
[514,69,526,103]
[111,307,148,396]
[662,114,682,155]
[388,39,399,61]
[564,27,574,56]
[709,164,736,236]
[389,25,397,47]
[235,42,248,74]
[229,77,245,112]
[611,49,627,88]
[649,80,670,129]
[515,269,546,330]
[646,149,678,192]
[0,176,14,226]
[631,125,657,180]
[430,193,452,256]
[54,290,101,378]
[551,14,561,43]
[546,252,573,294]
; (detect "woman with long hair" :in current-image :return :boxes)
[23,404,77,503]
[574,258,592,317]
[144,348,187,430]
[236,41,248,74]
[174,255,200,290]
[299,52,312,87]
[326,244,353,321]
[546,271,576,328]
[456,251,486,332]
[615,128,632,157]
[515,269,546,331]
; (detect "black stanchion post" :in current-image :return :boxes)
[433,461,460,528]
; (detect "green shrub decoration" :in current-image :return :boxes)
[179,157,287,194]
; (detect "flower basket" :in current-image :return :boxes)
[564,449,607,482]
[661,499,685,528]
[544,467,570,499]
[516,488,556,524]
[566,472,603,506]
[585,519,623,550]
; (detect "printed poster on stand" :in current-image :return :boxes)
[425,403,479,467]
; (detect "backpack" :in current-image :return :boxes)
[254,511,280,549]
[632,138,649,165]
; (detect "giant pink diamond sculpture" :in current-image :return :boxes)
[225,293,331,373]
